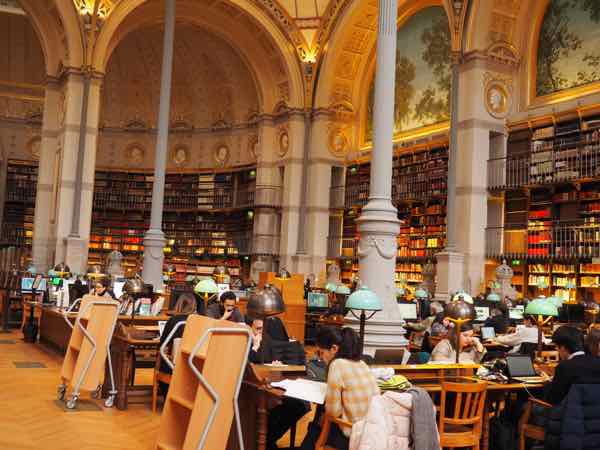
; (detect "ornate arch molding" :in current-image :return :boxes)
[91,0,304,110]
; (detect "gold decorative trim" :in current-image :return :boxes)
[327,126,348,157]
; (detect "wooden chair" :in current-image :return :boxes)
[518,397,550,450]
[438,381,488,450]
[316,414,353,450]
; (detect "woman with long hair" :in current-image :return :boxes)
[431,322,486,363]
[299,326,379,450]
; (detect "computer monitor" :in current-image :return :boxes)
[113,281,126,299]
[20,277,34,292]
[480,326,496,340]
[506,354,538,378]
[474,306,490,322]
[509,307,524,320]
[397,302,418,320]
[307,292,328,308]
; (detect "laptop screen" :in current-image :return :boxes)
[480,326,496,340]
[474,306,490,322]
[398,302,418,320]
[507,355,537,377]
[509,307,524,320]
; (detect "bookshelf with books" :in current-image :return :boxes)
[488,110,600,299]
[338,143,448,287]
[0,160,38,250]
[90,167,256,280]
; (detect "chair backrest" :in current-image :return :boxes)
[173,293,196,314]
[439,381,487,436]
[520,342,538,360]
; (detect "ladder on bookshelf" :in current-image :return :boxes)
[57,295,120,409]
[155,314,251,450]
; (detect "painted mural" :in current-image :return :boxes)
[365,6,451,141]
[536,0,600,97]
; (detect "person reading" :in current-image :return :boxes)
[430,322,486,363]
[206,290,244,322]
[300,326,379,450]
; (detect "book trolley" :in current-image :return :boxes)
[155,314,251,450]
[57,295,120,409]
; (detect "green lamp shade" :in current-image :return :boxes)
[525,297,559,316]
[486,292,501,302]
[414,288,428,299]
[346,286,382,311]
[325,282,338,293]
[547,295,564,308]
[47,269,57,277]
[335,284,351,295]
[194,278,219,295]
[452,291,473,304]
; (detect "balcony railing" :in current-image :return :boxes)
[486,221,600,259]
[488,143,600,189]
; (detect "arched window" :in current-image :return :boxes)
[365,6,450,142]
[536,0,600,97]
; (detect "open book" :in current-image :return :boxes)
[271,379,328,404]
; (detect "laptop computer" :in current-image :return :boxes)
[480,326,496,341]
[506,354,548,383]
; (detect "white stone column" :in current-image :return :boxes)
[32,79,61,272]
[142,0,176,291]
[52,72,103,274]
[434,54,465,301]
[251,119,281,281]
[352,0,404,353]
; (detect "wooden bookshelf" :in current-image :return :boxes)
[90,167,256,280]
[0,160,37,249]
[339,144,448,286]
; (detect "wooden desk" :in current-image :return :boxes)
[230,364,541,450]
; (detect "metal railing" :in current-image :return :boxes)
[488,142,600,189]
[485,221,600,259]
[329,185,345,210]
[327,235,342,259]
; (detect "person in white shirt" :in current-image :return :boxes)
[492,315,547,353]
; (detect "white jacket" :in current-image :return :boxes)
[349,391,412,450]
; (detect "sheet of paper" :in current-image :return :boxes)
[271,379,327,404]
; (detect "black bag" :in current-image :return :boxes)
[489,413,518,450]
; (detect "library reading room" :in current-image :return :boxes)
[4,0,600,449]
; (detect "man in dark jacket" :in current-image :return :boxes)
[545,326,600,405]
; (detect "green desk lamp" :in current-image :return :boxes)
[414,287,428,300]
[194,277,219,303]
[486,292,501,303]
[346,286,382,354]
[525,297,559,353]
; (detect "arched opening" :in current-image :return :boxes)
[0,5,46,260]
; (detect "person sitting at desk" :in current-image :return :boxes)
[491,314,543,352]
[430,312,451,337]
[483,305,509,334]
[206,291,244,322]
[92,278,116,299]
[300,326,379,450]
[544,326,600,405]
[431,323,486,363]
[406,302,444,334]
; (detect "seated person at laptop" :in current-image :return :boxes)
[431,323,486,363]
[430,312,451,337]
[406,302,444,334]
[544,326,600,405]
[206,291,244,322]
[491,315,544,352]
[483,306,509,334]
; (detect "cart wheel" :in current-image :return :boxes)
[66,396,78,410]
[91,385,102,399]
[104,395,115,408]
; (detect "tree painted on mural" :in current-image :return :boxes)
[536,0,600,96]
[365,7,450,141]
[414,15,451,124]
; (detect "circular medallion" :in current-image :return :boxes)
[127,144,145,165]
[278,129,289,157]
[328,128,348,157]
[172,145,188,166]
[485,81,510,119]
[214,144,230,166]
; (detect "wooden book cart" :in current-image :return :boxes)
[155,314,251,450]
[57,295,120,409]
